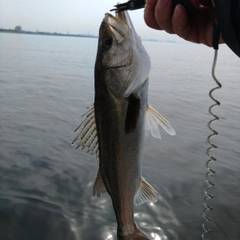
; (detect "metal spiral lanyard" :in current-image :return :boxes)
[201,21,221,240]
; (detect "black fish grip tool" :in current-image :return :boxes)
[111,0,145,12]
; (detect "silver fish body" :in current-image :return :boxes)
[73,11,175,240]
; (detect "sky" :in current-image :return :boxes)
[0,0,183,41]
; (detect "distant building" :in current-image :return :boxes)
[15,26,22,32]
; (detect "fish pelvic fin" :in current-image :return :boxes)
[117,223,150,240]
[93,168,107,197]
[134,178,158,206]
[145,104,176,139]
[72,104,99,157]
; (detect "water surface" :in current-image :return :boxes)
[0,32,239,240]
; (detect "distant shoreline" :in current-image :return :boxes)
[0,29,180,43]
[0,29,98,38]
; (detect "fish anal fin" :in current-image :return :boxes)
[145,104,176,139]
[134,178,158,206]
[93,168,107,197]
[125,94,140,134]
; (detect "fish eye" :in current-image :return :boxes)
[102,37,112,50]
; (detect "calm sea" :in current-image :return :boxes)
[0,32,239,240]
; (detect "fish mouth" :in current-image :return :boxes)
[103,12,131,40]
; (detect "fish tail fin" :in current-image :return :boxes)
[117,224,150,240]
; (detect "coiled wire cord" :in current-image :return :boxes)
[201,48,222,240]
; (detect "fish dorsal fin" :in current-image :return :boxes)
[134,178,158,206]
[72,105,99,157]
[93,168,107,197]
[145,104,176,139]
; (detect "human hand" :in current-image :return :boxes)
[144,0,224,46]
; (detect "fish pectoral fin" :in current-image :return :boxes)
[72,104,99,157]
[145,104,176,139]
[93,168,107,197]
[125,94,140,134]
[134,178,158,206]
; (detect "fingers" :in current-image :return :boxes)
[172,4,192,40]
[144,0,195,40]
[173,5,213,45]
[144,0,174,33]
[154,0,174,33]
[144,0,162,30]
[144,0,218,46]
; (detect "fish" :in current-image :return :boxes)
[73,10,176,240]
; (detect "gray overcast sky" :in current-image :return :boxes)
[0,0,182,41]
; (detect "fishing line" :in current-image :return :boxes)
[201,22,221,240]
